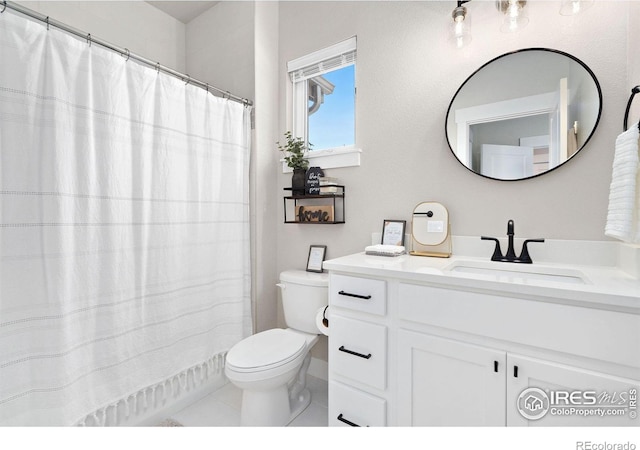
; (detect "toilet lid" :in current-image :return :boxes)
[226,328,307,372]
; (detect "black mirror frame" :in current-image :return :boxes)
[445,48,603,182]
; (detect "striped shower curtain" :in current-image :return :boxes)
[0,10,252,425]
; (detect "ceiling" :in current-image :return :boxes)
[147,1,219,24]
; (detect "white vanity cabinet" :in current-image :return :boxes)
[397,332,639,426]
[328,274,389,427]
[324,251,640,427]
[396,282,639,427]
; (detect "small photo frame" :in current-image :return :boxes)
[306,245,327,273]
[381,220,406,246]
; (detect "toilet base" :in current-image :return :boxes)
[238,353,314,426]
[289,387,312,424]
[240,384,289,426]
[239,386,312,427]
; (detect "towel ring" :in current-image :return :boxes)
[623,85,640,132]
[1,2,6,14]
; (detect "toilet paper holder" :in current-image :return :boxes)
[315,306,330,336]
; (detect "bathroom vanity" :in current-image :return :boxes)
[323,237,640,427]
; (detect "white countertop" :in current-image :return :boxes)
[323,250,640,313]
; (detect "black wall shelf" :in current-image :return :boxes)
[283,186,345,224]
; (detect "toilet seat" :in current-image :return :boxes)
[226,328,307,373]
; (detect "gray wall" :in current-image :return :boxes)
[186,1,255,101]
[275,1,633,362]
[630,2,640,126]
[20,1,186,72]
[276,0,629,266]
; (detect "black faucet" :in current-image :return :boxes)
[481,220,545,264]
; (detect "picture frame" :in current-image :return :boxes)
[306,245,327,273]
[381,220,406,246]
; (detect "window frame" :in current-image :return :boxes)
[285,37,361,173]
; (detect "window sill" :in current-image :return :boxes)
[281,147,362,173]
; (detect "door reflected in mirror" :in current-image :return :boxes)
[445,48,602,181]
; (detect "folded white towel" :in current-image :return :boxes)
[365,244,406,257]
[605,123,640,244]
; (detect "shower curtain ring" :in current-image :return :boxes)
[225,91,231,100]
[185,74,191,85]
[87,33,92,47]
[156,62,160,74]
[124,48,130,61]
[45,16,50,30]
[205,83,210,95]
[1,2,7,13]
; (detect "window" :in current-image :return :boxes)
[286,37,360,171]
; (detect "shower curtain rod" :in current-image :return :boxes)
[1,1,253,107]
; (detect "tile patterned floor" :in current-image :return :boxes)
[171,375,328,427]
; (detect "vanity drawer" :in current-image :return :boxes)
[330,274,386,316]
[329,381,386,427]
[329,314,387,389]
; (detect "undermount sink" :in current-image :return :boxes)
[444,260,589,285]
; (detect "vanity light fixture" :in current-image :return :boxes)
[559,0,594,16]
[450,1,471,49]
[496,0,529,33]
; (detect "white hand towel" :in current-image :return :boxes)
[364,244,406,256]
[605,123,640,244]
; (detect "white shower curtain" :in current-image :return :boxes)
[0,10,252,425]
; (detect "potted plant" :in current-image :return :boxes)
[278,131,310,195]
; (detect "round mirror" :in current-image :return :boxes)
[445,48,602,181]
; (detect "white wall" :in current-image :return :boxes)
[186,1,255,101]
[274,1,633,361]
[253,2,281,334]
[19,1,186,72]
[276,0,630,265]
[629,2,640,127]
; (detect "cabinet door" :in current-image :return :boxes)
[507,354,640,427]
[397,330,506,426]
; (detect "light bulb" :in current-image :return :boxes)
[560,0,594,16]
[450,5,471,48]
[499,0,528,33]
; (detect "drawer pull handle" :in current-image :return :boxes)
[514,365,519,378]
[339,345,372,359]
[338,290,372,300]
[494,361,499,373]
[337,413,361,427]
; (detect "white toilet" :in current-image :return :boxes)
[225,270,328,426]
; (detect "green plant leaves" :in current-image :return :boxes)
[277,131,310,170]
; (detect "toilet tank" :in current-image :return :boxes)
[279,270,328,334]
